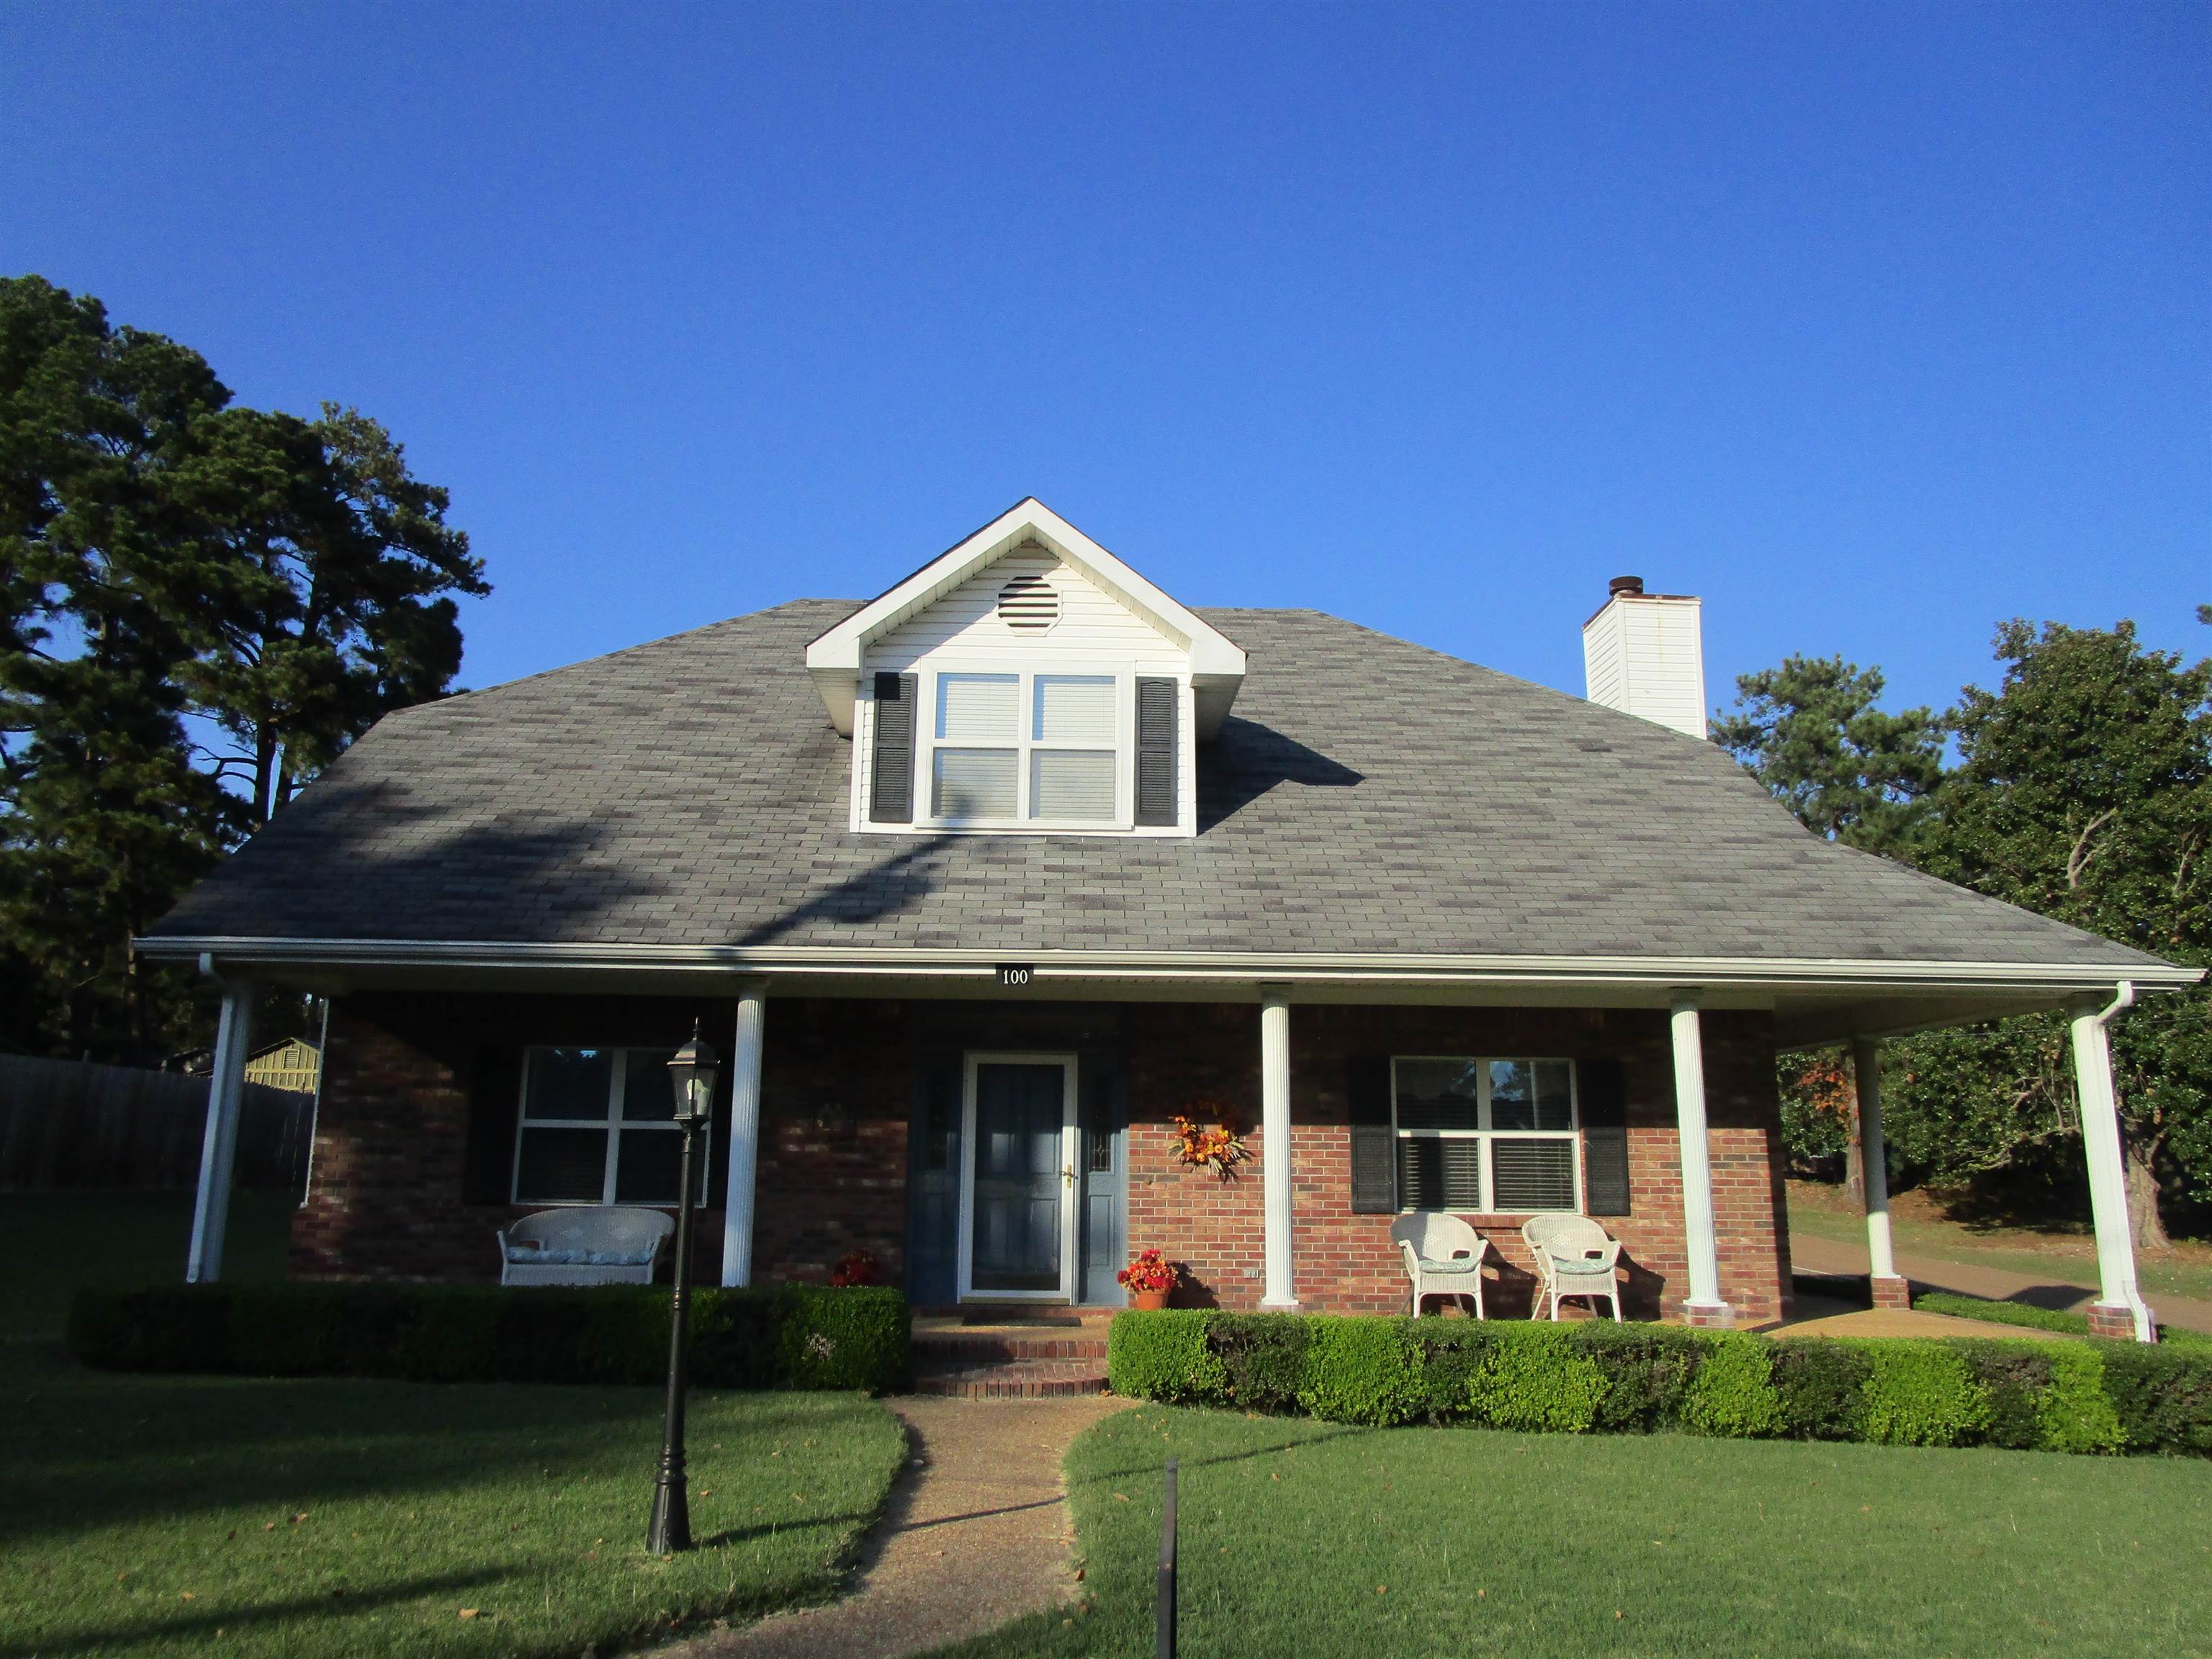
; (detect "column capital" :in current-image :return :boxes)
[1256,981,1292,1006]
[1668,987,1702,1015]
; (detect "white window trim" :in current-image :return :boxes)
[923,663,1130,831]
[1389,1055,1583,1215]
[511,1045,711,1208]
[850,660,1197,838]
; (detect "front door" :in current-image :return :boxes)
[959,1053,1077,1301]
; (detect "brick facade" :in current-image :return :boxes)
[298,991,1791,1324]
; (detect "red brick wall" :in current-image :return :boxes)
[300,992,1790,1323]
[295,991,912,1287]
[1123,1004,1791,1323]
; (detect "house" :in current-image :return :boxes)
[140,500,2196,1338]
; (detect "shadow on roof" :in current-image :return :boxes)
[1198,716,1364,833]
[732,832,958,948]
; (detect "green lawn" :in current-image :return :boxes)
[930,1406,2212,1659]
[0,1192,907,1656]
[0,1190,295,1341]
[0,1340,905,1658]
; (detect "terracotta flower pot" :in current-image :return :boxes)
[1131,1289,1171,1312]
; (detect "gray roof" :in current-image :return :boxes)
[145,601,2167,974]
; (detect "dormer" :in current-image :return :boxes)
[806,500,1246,837]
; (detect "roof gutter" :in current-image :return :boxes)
[132,935,2205,995]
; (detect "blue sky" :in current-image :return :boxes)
[3,2,2204,720]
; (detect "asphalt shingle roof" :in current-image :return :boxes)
[146,601,2164,971]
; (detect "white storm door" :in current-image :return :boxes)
[957,1053,1079,1301]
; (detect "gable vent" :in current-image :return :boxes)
[996,571,1060,631]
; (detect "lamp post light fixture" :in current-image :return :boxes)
[647,1020,719,1556]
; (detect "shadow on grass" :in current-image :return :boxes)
[0,1347,860,1545]
[0,1565,517,1659]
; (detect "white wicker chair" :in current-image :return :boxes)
[497,1207,675,1286]
[1391,1213,1492,1318]
[1521,1215,1624,1322]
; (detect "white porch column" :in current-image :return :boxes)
[185,979,255,1283]
[1852,1035,1910,1311]
[1668,993,1731,1324]
[720,981,768,1288]
[2071,986,2154,1341]
[1260,986,1297,1309]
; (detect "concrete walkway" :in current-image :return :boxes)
[665,1393,1130,1659]
[1792,1231,2212,1334]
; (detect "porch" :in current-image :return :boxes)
[180,964,2158,1342]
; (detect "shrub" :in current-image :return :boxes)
[1467,1324,1608,1433]
[1102,1310,2212,1459]
[1298,1316,1424,1426]
[1207,1312,1310,1413]
[1956,1344,2054,1451]
[1680,1333,1784,1439]
[1573,1324,1707,1433]
[67,1282,909,1394]
[1856,1341,1992,1447]
[2100,1345,2212,1455]
[2035,1343,2124,1455]
[1106,1309,1223,1403]
[1770,1338,1872,1439]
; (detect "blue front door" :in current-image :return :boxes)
[967,1060,1069,1295]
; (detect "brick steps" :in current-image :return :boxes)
[911,1357,1111,1399]
[908,1318,1112,1398]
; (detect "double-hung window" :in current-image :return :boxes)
[930,670,1120,826]
[1391,1057,1579,1213]
[511,1046,708,1206]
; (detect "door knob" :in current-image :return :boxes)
[1061,1165,1076,1189]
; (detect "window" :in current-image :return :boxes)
[1391,1057,1578,1213]
[927,670,1122,826]
[511,1046,709,1206]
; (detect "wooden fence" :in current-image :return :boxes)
[0,1054,313,1192]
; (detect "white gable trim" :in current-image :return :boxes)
[804,499,1246,737]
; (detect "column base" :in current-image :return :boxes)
[1681,1300,1736,1329]
[2085,1301,2152,1342]
[1259,1298,1302,1312]
[1869,1275,1912,1312]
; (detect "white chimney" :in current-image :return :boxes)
[1581,575,1707,739]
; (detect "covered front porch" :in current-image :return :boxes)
[174,950,2167,1342]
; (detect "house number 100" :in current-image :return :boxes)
[997,964,1034,989]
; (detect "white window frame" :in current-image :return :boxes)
[918,662,1133,832]
[510,1045,711,1208]
[1389,1056,1582,1215]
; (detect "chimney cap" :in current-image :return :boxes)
[1608,575,1645,598]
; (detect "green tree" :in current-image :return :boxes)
[1901,621,2212,1247]
[166,403,482,823]
[1714,655,1948,1187]
[1711,655,1946,855]
[0,274,482,1060]
[0,276,235,1058]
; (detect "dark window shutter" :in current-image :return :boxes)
[1134,677,1179,827]
[463,1046,526,1205]
[1579,1057,1631,1217]
[869,673,917,823]
[1348,1055,1395,1214]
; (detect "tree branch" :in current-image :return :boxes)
[2065,809,2118,890]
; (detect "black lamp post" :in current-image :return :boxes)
[647,1020,718,1556]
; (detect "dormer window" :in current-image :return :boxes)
[930,670,1120,826]
[814,499,1244,840]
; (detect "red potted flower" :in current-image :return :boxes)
[1117,1248,1180,1311]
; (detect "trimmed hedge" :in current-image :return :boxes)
[68,1282,909,1394]
[1107,1309,2212,1457]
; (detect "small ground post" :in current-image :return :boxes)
[1156,1456,1178,1659]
